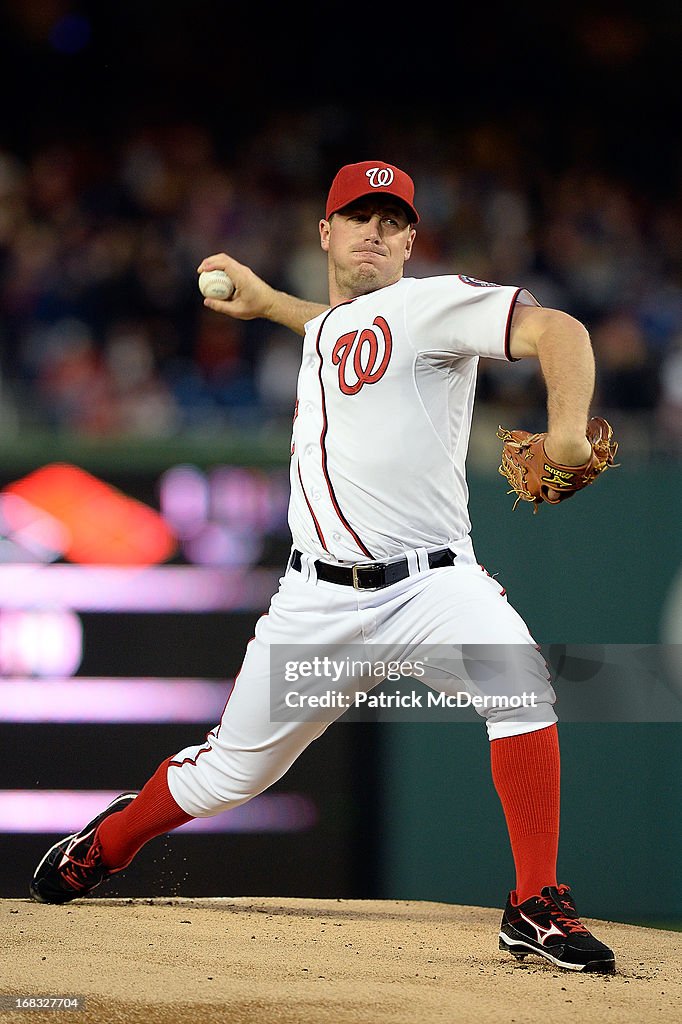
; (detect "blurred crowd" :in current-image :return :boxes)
[0,111,680,453]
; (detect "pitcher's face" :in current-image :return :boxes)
[320,198,416,303]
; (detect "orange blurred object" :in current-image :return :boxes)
[5,464,177,565]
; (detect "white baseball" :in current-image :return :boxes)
[199,270,235,300]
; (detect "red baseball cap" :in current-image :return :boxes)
[325,160,419,223]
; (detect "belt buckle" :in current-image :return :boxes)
[351,562,386,590]
[351,563,364,589]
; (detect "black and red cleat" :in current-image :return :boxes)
[29,793,138,905]
[499,884,616,972]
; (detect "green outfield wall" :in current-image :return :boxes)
[379,722,681,926]
[381,465,682,926]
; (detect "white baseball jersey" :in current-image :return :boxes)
[288,275,539,563]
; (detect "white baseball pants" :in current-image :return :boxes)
[167,546,556,818]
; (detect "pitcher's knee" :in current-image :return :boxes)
[168,754,279,818]
[484,701,558,741]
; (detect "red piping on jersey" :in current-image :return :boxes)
[313,306,375,559]
[505,286,542,362]
[297,458,330,552]
[505,288,523,362]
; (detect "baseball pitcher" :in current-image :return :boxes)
[30,160,617,973]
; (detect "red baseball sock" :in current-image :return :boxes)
[96,757,193,869]
[490,723,560,904]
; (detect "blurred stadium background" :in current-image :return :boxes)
[0,1,680,926]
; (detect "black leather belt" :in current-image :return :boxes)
[289,547,455,590]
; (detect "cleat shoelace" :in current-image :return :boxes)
[538,886,590,935]
[60,841,103,892]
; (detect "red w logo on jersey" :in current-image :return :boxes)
[332,316,393,395]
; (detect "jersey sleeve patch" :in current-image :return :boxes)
[458,275,501,288]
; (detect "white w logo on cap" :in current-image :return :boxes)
[366,167,394,188]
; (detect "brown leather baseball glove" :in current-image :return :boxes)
[497,417,618,512]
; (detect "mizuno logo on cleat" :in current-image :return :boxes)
[518,909,565,945]
[58,829,95,868]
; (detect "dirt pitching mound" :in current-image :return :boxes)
[1,897,679,1023]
